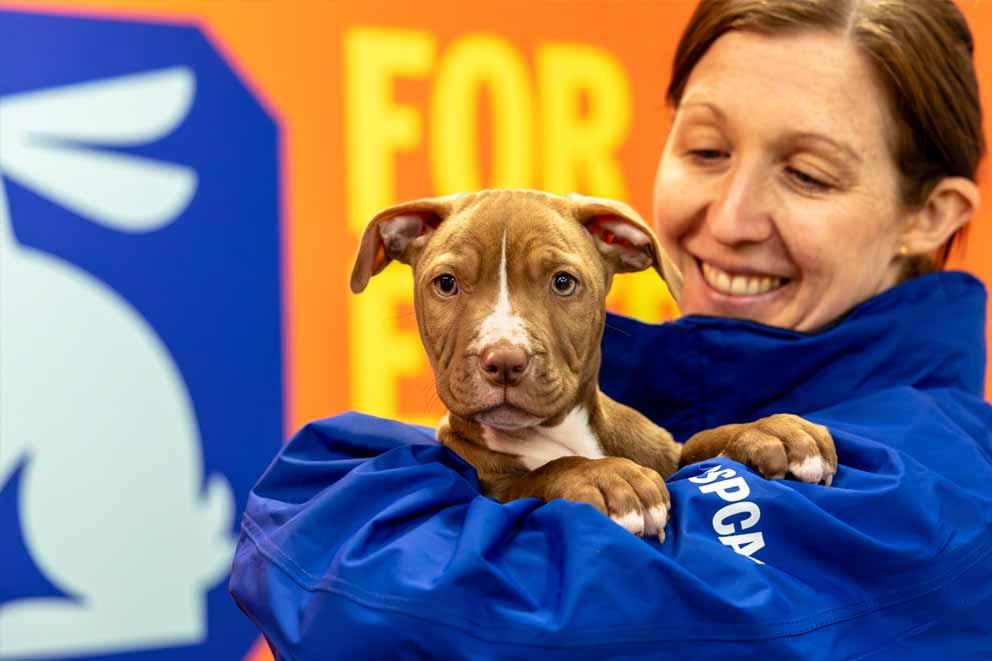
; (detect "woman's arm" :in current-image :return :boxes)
[230,398,992,660]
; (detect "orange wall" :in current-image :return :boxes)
[7,0,992,434]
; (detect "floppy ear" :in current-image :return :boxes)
[568,193,679,285]
[350,196,456,293]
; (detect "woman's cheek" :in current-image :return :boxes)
[654,166,699,240]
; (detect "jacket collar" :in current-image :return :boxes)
[600,271,987,441]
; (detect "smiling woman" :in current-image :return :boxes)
[655,0,983,331]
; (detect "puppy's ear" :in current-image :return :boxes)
[350,196,456,293]
[569,193,678,284]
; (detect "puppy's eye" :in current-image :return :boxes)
[551,272,578,296]
[432,273,459,297]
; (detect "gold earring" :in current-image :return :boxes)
[899,245,909,257]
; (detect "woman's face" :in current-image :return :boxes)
[654,30,913,332]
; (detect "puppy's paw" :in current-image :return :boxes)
[721,414,837,485]
[540,457,671,542]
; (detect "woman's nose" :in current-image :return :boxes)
[705,162,774,246]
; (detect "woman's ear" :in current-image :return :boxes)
[900,177,980,257]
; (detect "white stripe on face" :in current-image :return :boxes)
[471,231,531,352]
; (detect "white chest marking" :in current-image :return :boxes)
[482,406,604,471]
[471,231,531,351]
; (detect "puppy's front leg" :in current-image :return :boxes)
[488,456,671,542]
[679,413,837,485]
[438,417,670,541]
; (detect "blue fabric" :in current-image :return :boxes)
[230,271,992,659]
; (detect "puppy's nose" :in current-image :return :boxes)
[481,344,530,386]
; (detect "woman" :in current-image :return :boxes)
[231,1,992,658]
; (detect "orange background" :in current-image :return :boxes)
[5,0,991,436]
[3,1,991,657]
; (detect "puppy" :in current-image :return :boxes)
[351,189,836,541]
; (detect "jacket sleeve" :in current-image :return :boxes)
[229,401,992,660]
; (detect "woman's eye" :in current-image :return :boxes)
[688,148,728,163]
[787,167,832,192]
[550,272,578,296]
[432,273,459,297]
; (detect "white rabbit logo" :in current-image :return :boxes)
[0,67,236,658]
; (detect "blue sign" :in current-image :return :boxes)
[0,11,282,660]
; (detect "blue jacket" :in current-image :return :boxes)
[230,272,992,659]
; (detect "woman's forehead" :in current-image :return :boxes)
[678,30,894,150]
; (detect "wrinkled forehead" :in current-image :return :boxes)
[426,193,596,263]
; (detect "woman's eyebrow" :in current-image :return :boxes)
[676,102,863,169]
[788,132,863,164]
[677,100,726,122]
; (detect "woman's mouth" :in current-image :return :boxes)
[699,260,789,297]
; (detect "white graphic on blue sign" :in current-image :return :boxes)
[0,11,282,660]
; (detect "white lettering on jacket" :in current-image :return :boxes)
[689,465,766,565]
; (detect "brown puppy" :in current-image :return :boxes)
[351,189,836,541]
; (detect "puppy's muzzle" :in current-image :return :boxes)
[480,342,530,386]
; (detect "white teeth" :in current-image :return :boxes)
[701,261,784,297]
[717,269,731,292]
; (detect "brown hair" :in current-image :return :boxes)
[667,0,984,270]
